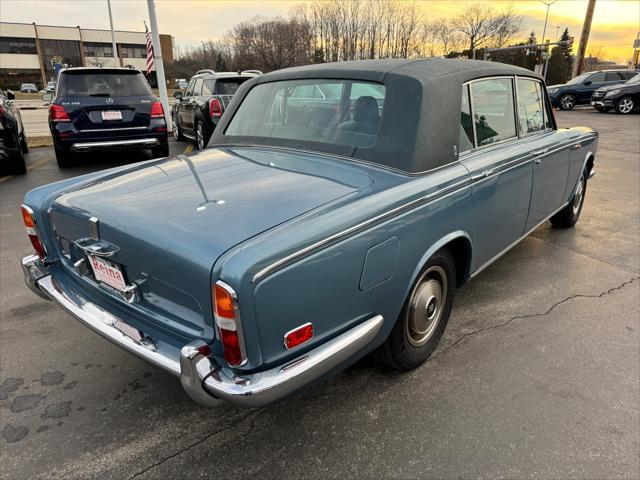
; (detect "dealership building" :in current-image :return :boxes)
[0,22,174,89]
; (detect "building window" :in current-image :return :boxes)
[118,43,146,59]
[83,42,113,58]
[39,39,82,78]
[0,37,37,54]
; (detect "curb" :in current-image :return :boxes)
[27,135,53,148]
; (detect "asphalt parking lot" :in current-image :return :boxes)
[1,110,638,479]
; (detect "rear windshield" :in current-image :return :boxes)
[57,70,152,97]
[204,77,250,96]
[225,79,385,149]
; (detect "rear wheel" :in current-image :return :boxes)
[550,171,587,228]
[5,145,26,175]
[616,96,635,114]
[55,146,73,168]
[559,94,576,111]
[380,249,455,371]
[151,142,170,159]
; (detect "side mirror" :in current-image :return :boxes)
[173,91,182,100]
[6,90,15,100]
[583,80,592,86]
[42,93,52,102]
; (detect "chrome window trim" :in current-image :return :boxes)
[252,177,471,284]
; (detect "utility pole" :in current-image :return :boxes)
[538,0,557,76]
[106,0,119,66]
[146,0,171,130]
[572,0,596,78]
[201,41,207,64]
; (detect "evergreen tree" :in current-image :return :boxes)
[559,28,574,80]
[545,47,566,85]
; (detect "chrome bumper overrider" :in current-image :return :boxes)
[21,255,383,408]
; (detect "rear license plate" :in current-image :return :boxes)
[87,255,127,292]
[102,110,122,121]
[114,320,143,342]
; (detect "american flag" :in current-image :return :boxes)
[145,26,155,75]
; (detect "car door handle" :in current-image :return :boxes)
[572,143,582,150]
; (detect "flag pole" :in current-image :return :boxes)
[146,0,171,131]
[106,0,119,66]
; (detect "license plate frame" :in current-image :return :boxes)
[87,254,128,292]
[101,110,122,121]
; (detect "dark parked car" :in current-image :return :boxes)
[45,67,169,167]
[22,59,597,407]
[20,83,38,93]
[591,73,640,114]
[547,69,638,110]
[172,69,260,149]
[0,89,28,175]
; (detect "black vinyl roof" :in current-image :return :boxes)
[211,58,543,173]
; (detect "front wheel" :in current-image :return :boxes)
[559,94,576,111]
[550,171,587,228]
[616,96,635,114]
[173,112,184,140]
[195,121,209,150]
[380,249,455,371]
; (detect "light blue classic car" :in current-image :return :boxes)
[21,59,597,407]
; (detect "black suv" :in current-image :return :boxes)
[547,69,638,110]
[0,89,28,175]
[591,73,640,114]
[46,67,169,167]
[172,70,261,149]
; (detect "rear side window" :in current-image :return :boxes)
[588,72,606,83]
[469,78,516,146]
[193,78,203,96]
[516,78,545,135]
[605,72,623,82]
[207,78,250,95]
[459,85,474,153]
[622,71,638,80]
[57,71,152,97]
[226,79,385,149]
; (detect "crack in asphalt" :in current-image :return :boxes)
[430,276,640,362]
[127,408,260,479]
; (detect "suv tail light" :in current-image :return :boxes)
[209,98,222,118]
[49,104,70,122]
[20,204,47,260]
[150,101,165,119]
[213,281,247,367]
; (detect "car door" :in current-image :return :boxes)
[459,77,534,268]
[185,78,203,132]
[178,79,195,132]
[580,72,606,102]
[518,78,571,231]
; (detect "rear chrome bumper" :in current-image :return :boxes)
[22,255,383,408]
[70,138,160,151]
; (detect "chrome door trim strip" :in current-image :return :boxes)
[469,200,569,279]
[252,178,471,284]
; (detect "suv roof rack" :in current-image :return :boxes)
[195,69,216,75]
[240,70,263,75]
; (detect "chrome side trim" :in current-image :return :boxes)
[78,126,148,133]
[70,138,160,151]
[251,178,471,284]
[469,201,570,279]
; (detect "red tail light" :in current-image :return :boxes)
[49,104,70,122]
[209,98,222,118]
[213,281,246,367]
[284,323,314,350]
[20,204,47,260]
[150,101,165,119]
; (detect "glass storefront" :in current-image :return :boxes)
[39,39,82,78]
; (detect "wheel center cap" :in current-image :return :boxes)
[426,298,437,319]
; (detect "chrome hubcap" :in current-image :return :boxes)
[572,177,584,215]
[173,116,179,140]
[561,95,574,109]
[197,125,204,149]
[406,265,447,347]
[619,98,633,113]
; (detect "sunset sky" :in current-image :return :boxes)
[1,0,638,63]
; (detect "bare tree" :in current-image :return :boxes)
[451,3,522,58]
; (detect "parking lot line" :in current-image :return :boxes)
[183,144,193,154]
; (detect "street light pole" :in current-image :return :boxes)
[146,0,171,130]
[539,0,557,78]
[106,0,119,66]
